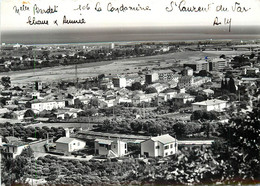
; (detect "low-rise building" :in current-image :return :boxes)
[94,138,127,157]
[192,99,228,112]
[31,99,66,113]
[171,93,195,104]
[141,134,178,158]
[3,137,29,158]
[56,137,86,153]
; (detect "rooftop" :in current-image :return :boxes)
[95,139,114,145]
[56,137,79,144]
[192,99,227,106]
[150,134,177,144]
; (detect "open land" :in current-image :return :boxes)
[1,50,252,85]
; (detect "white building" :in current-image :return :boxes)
[4,141,29,158]
[112,77,127,88]
[192,99,228,112]
[13,110,26,120]
[141,134,178,158]
[94,138,127,157]
[31,99,66,113]
[145,72,159,84]
[56,137,86,153]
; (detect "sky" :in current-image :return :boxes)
[1,0,260,44]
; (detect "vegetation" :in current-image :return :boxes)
[0,123,65,141]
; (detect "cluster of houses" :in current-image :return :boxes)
[0,132,179,159]
[1,53,259,123]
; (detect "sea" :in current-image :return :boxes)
[1,26,260,45]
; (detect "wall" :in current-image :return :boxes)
[141,139,155,157]
[56,143,69,152]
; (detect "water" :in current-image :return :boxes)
[1,26,260,45]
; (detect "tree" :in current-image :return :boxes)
[249,53,255,59]
[228,77,236,93]
[24,109,35,118]
[220,54,226,59]
[130,121,143,133]
[213,108,260,181]
[131,82,142,91]
[1,76,11,88]
[190,110,203,121]
[197,70,208,77]
[74,98,84,109]
[88,98,99,108]
[144,87,157,94]
[195,95,207,102]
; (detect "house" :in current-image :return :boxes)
[148,83,169,93]
[192,99,228,112]
[132,94,150,106]
[171,93,195,104]
[3,137,29,158]
[141,134,178,158]
[56,137,86,153]
[242,67,259,76]
[31,99,66,113]
[0,108,10,117]
[12,110,26,120]
[157,93,167,106]
[201,89,214,96]
[114,97,132,105]
[94,138,127,157]
[192,77,212,87]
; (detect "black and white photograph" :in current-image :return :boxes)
[0,0,260,185]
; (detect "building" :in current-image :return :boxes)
[209,58,228,71]
[35,81,43,91]
[183,60,209,72]
[177,76,194,89]
[132,93,157,106]
[145,72,159,84]
[148,83,169,93]
[192,99,228,112]
[56,137,86,153]
[94,138,127,157]
[242,67,259,75]
[31,99,66,113]
[3,138,29,158]
[157,69,174,81]
[182,67,193,76]
[192,77,212,87]
[112,77,127,88]
[12,110,26,120]
[171,93,195,104]
[201,89,214,96]
[141,134,178,158]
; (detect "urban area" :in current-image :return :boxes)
[0,40,259,185]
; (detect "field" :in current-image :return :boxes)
[0,50,251,85]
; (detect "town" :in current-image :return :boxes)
[0,40,259,185]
